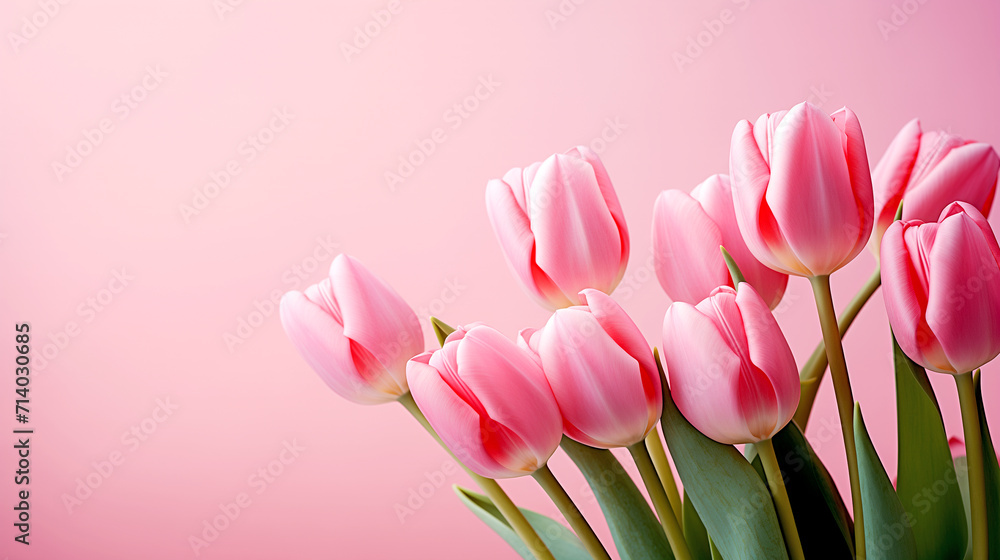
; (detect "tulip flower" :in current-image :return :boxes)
[729,102,874,277]
[406,325,563,479]
[661,283,800,445]
[881,202,1000,375]
[871,119,999,252]
[486,146,629,310]
[532,289,661,448]
[280,254,424,405]
[653,174,788,308]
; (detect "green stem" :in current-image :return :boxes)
[645,429,683,521]
[809,275,865,560]
[756,438,805,560]
[532,465,611,560]
[628,442,692,560]
[794,266,881,430]
[398,393,555,560]
[956,372,989,560]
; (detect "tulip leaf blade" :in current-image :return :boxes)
[682,491,713,560]
[893,334,967,558]
[748,422,855,558]
[720,246,746,286]
[855,404,918,559]
[974,372,1000,558]
[653,349,789,560]
[454,485,591,560]
[430,316,456,346]
[561,438,675,560]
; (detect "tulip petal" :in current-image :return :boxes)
[872,118,921,236]
[652,189,729,304]
[568,145,630,276]
[907,141,1000,223]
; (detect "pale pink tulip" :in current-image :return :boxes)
[532,289,661,448]
[486,146,629,310]
[730,102,874,277]
[406,325,563,479]
[881,202,1000,374]
[280,254,423,404]
[871,119,999,252]
[653,174,788,309]
[662,283,800,445]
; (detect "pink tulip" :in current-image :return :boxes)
[662,283,800,445]
[881,202,1000,374]
[730,102,874,277]
[653,174,788,309]
[280,254,424,405]
[530,289,661,448]
[871,119,999,251]
[406,325,563,479]
[486,146,629,310]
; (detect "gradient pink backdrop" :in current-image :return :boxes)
[2,0,999,558]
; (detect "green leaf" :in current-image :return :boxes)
[855,404,918,559]
[560,438,674,560]
[654,349,788,560]
[974,372,1000,559]
[683,491,713,560]
[893,335,967,558]
[430,317,456,346]
[955,456,974,560]
[454,486,590,560]
[720,246,745,286]
[748,422,854,558]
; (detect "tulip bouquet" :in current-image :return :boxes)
[280,102,1000,560]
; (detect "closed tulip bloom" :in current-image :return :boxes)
[406,325,563,479]
[871,119,999,252]
[881,202,1000,374]
[662,283,800,445]
[486,146,629,310]
[653,174,788,308]
[535,289,661,448]
[730,102,874,277]
[280,254,424,405]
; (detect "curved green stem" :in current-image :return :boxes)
[756,438,805,560]
[532,465,611,560]
[628,442,692,560]
[398,393,555,560]
[809,275,865,559]
[794,266,881,429]
[645,429,682,521]
[956,372,989,560]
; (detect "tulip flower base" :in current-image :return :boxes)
[281,102,1000,559]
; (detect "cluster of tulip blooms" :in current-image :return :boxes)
[280,102,1000,560]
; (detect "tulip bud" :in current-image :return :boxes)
[533,289,661,448]
[653,174,788,308]
[871,119,999,252]
[729,102,874,277]
[280,254,424,404]
[881,202,1000,374]
[406,325,563,479]
[486,146,629,310]
[662,283,800,445]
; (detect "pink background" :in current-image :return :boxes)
[2,0,999,558]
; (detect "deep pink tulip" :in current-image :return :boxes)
[280,254,424,404]
[662,283,800,445]
[871,119,999,251]
[406,325,563,479]
[881,202,1000,374]
[730,102,874,277]
[653,174,788,309]
[529,289,661,448]
[486,146,629,310]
